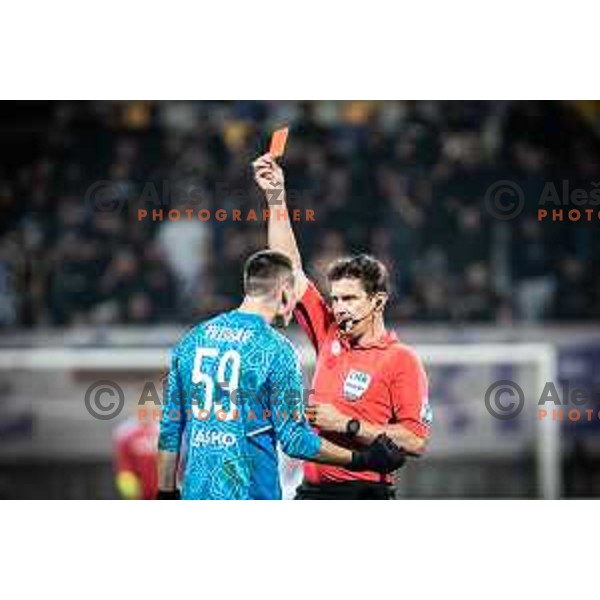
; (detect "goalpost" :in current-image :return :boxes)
[414,343,560,500]
[0,342,560,498]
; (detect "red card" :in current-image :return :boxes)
[269,127,289,158]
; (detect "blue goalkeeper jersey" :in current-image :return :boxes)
[159,310,321,499]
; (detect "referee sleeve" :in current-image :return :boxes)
[388,346,432,440]
[293,280,333,353]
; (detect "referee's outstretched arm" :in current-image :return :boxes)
[253,153,309,302]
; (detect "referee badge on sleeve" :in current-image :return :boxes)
[343,370,371,401]
[420,396,433,425]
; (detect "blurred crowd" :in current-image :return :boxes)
[1,100,600,328]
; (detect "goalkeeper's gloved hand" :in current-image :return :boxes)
[156,489,181,500]
[349,434,409,474]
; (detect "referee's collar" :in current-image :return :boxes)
[338,328,398,350]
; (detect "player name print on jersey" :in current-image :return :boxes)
[343,370,372,401]
[205,325,253,343]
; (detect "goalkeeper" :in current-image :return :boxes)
[157,250,408,499]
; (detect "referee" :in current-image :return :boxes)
[253,154,432,500]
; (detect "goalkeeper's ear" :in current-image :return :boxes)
[281,288,291,312]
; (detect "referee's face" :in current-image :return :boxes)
[329,278,372,334]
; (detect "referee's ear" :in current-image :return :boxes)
[373,292,388,313]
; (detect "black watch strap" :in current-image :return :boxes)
[346,418,361,438]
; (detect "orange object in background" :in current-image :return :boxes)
[113,417,159,500]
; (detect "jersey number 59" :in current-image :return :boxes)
[191,347,241,420]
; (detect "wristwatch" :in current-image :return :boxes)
[346,418,361,438]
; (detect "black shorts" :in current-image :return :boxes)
[294,480,395,500]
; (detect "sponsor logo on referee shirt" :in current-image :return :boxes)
[343,370,372,401]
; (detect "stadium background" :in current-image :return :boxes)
[1,100,600,498]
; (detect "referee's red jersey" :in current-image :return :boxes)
[295,281,431,484]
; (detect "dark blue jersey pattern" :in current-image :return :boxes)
[159,310,321,499]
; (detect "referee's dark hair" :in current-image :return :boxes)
[327,254,389,296]
[243,250,294,297]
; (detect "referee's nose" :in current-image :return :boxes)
[332,302,350,321]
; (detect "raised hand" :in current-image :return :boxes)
[252,153,285,196]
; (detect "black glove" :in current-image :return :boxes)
[156,489,181,500]
[349,434,408,474]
